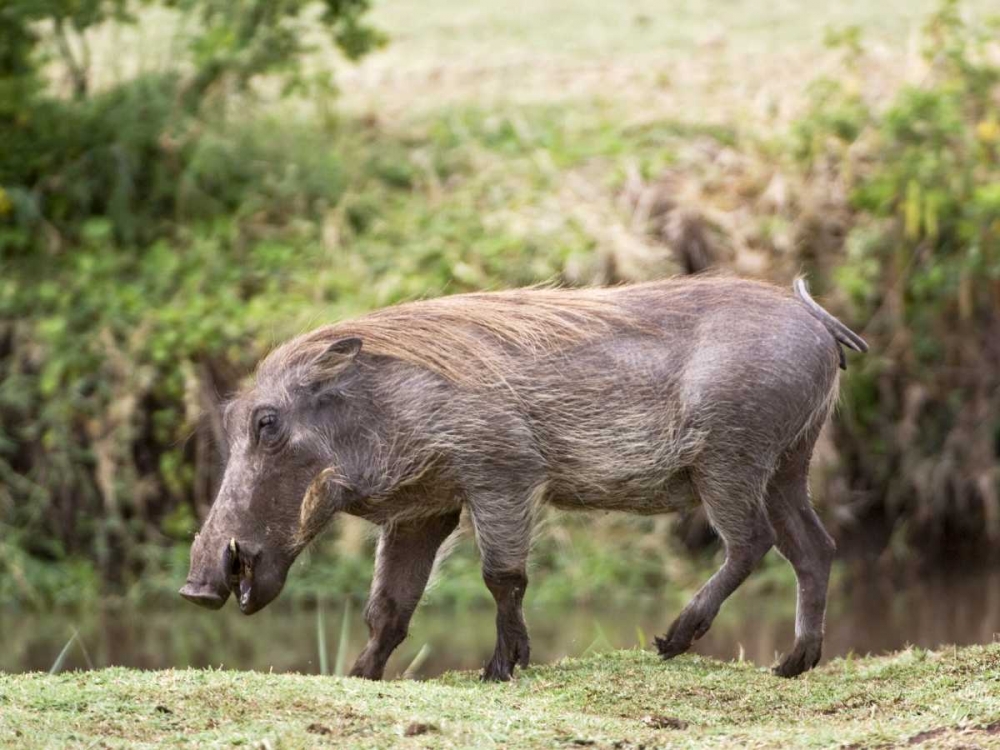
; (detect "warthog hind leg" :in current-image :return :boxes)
[765,450,835,678]
[657,471,775,660]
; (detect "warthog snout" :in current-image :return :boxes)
[179,532,231,610]
[179,535,290,616]
[178,579,229,610]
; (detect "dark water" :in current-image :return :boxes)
[4,571,999,678]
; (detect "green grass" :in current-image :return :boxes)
[3,645,1000,748]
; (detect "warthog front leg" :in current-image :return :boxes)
[482,569,530,681]
[349,511,460,680]
[468,484,540,682]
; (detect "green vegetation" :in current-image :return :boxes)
[1,0,999,609]
[3,645,1000,747]
[795,2,1000,554]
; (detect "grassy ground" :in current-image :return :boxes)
[3,645,1000,748]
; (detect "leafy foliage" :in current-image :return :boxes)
[0,101,591,605]
[0,0,382,249]
[0,0,385,601]
[795,0,1000,554]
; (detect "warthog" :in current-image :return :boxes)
[180,276,867,680]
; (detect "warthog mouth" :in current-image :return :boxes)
[224,538,259,614]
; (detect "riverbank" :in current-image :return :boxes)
[3,645,999,748]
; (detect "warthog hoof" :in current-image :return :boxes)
[773,637,823,678]
[656,604,716,660]
[481,632,530,682]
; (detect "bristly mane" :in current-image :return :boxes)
[257,285,648,388]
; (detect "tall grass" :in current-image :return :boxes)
[334,599,353,677]
[49,628,94,674]
[316,601,330,676]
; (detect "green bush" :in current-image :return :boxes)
[0,0,387,603]
[795,0,1000,555]
[0,97,598,606]
[0,0,383,250]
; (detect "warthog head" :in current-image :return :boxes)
[179,337,365,614]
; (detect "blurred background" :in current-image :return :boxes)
[2,0,999,679]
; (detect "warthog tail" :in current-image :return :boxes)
[793,277,869,369]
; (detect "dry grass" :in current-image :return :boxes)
[68,0,995,125]
[335,0,994,122]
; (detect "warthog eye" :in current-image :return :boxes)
[255,411,280,445]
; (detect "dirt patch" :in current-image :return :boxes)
[907,722,1000,745]
[642,715,689,730]
[404,721,437,737]
[907,727,947,745]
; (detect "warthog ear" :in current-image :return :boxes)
[307,337,362,385]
